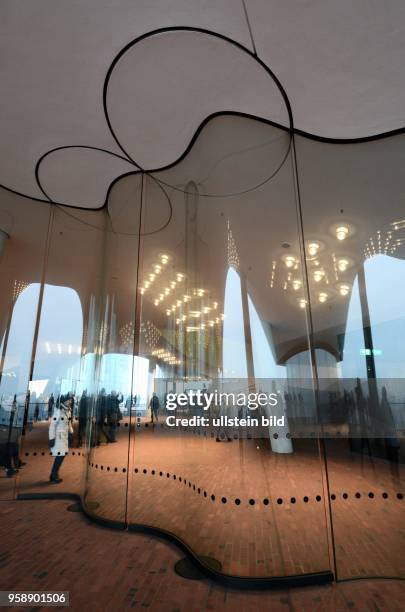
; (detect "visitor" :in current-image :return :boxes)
[48,394,73,484]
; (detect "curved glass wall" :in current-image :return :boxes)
[0,114,404,583]
[296,132,405,579]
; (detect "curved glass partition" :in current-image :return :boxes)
[296,132,405,579]
[0,82,403,586]
[124,115,332,579]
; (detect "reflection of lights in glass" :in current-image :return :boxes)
[284,255,296,268]
[220,313,225,320]
[337,258,349,272]
[203,306,211,313]
[57,343,62,354]
[140,288,145,295]
[166,309,171,316]
[298,298,306,309]
[338,283,350,296]
[318,292,328,303]
[45,342,51,354]
[197,289,205,297]
[170,281,176,288]
[183,295,190,302]
[190,311,201,318]
[154,299,159,306]
[292,279,301,291]
[161,254,169,264]
[313,269,325,282]
[209,320,215,327]
[213,301,218,309]
[68,344,72,354]
[336,225,349,241]
[177,273,184,281]
[149,273,155,281]
[154,265,161,273]
[144,281,150,288]
[164,288,170,295]
[308,242,320,256]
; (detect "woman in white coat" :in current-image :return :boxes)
[49,394,73,483]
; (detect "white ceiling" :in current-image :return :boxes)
[1,0,404,206]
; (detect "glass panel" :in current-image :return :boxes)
[0,193,51,499]
[297,132,405,579]
[127,116,332,579]
[16,205,104,500]
[80,175,142,523]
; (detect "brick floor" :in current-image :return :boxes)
[0,499,405,611]
[1,418,404,582]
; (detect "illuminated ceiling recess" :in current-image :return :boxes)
[0,2,404,208]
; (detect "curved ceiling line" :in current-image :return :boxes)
[1,110,405,212]
[0,24,404,208]
[34,144,139,204]
[102,26,295,169]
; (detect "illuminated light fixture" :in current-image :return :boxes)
[298,298,306,309]
[176,273,184,281]
[292,279,301,291]
[183,295,190,302]
[213,301,218,309]
[164,288,170,295]
[154,265,161,273]
[203,306,211,313]
[159,293,164,300]
[166,309,171,316]
[190,311,201,318]
[209,320,215,327]
[176,300,182,306]
[154,299,159,306]
[337,258,349,272]
[171,305,176,312]
[283,254,296,269]
[318,292,328,303]
[176,318,180,325]
[144,281,150,288]
[338,283,350,297]
[220,313,225,320]
[313,269,325,283]
[170,281,176,288]
[149,274,155,281]
[161,254,169,264]
[336,225,349,241]
[215,317,220,323]
[140,288,145,295]
[182,315,187,321]
[197,289,205,297]
[307,241,320,257]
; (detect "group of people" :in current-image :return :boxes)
[1,387,162,482]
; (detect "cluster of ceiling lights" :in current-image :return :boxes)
[273,223,356,307]
[364,225,404,259]
[139,253,170,295]
[151,348,182,366]
[12,279,29,302]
